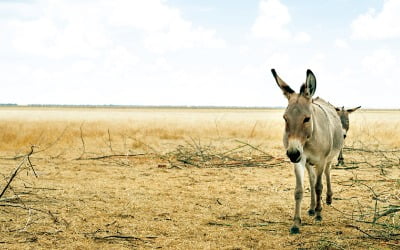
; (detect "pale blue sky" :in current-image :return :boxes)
[0,0,399,108]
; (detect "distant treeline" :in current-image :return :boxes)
[0,104,284,109]
[24,104,284,109]
[0,104,399,110]
[0,103,18,106]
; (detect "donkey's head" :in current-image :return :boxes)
[271,69,317,163]
[334,106,361,139]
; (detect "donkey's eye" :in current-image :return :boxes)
[303,117,310,123]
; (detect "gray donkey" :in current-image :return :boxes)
[271,69,344,234]
[335,106,361,166]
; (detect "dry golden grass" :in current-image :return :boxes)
[0,107,399,249]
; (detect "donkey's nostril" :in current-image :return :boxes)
[287,150,301,163]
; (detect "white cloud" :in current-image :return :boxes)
[294,32,311,43]
[143,25,225,54]
[351,0,400,40]
[103,46,140,76]
[108,0,226,53]
[362,49,397,76]
[252,0,290,40]
[10,1,111,59]
[0,0,228,105]
[251,0,310,43]
[239,45,249,55]
[334,38,349,49]
[8,0,225,57]
[108,0,179,32]
[0,1,399,108]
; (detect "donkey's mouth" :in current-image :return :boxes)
[289,157,301,163]
[287,150,301,163]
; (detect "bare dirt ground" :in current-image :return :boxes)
[0,107,399,249]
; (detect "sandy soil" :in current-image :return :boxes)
[0,107,399,249]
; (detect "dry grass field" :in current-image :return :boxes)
[0,107,399,249]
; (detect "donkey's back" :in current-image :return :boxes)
[307,97,343,163]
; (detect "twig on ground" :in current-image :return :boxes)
[345,224,394,240]
[249,121,258,138]
[76,153,146,161]
[0,146,36,199]
[93,235,144,241]
[107,129,114,153]
[32,126,69,156]
[373,206,400,223]
[234,139,274,159]
[76,122,86,160]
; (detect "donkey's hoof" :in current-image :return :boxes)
[290,226,300,234]
[308,209,315,216]
[326,197,332,205]
[315,215,322,221]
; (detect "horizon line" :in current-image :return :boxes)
[0,103,398,110]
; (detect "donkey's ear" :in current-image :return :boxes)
[335,107,341,112]
[271,69,294,100]
[300,69,317,98]
[347,106,361,113]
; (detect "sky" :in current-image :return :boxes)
[0,0,399,108]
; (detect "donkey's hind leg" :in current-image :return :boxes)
[314,161,325,221]
[336,149,344,166]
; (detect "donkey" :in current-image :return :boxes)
[335,106,361,166]
[271,69,344,234]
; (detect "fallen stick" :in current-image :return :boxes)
[0,146,35,199]
[373,207,400,223]
[76,153,146,160]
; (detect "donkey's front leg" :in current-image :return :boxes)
[291,159,306,234]
[325,162,333,205]
[306,163,316,216]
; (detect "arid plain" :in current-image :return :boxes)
[0,107,399,249]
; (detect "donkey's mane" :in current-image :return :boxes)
[313,97,335,109]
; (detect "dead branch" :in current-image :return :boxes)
[346,224,400,241]
[163,139,281,169]
[107,129,114,153]
[346,224,381,240]
[234,139,274,159]
[26,148,37,178]
[93,235,144,241]
[0,196,20,202]
[249,121,258,138]
[129,137,161,155]
[207,221,232,227]
[76,122,86,160]
[0,203,53,215]
[77,153,146,161]
[31,126,69,156]
[373,206,400,223]
[344,147,400,153]
[214,119,221,139]
[0,146,35,199]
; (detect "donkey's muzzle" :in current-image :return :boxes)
[287,149,301,163]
